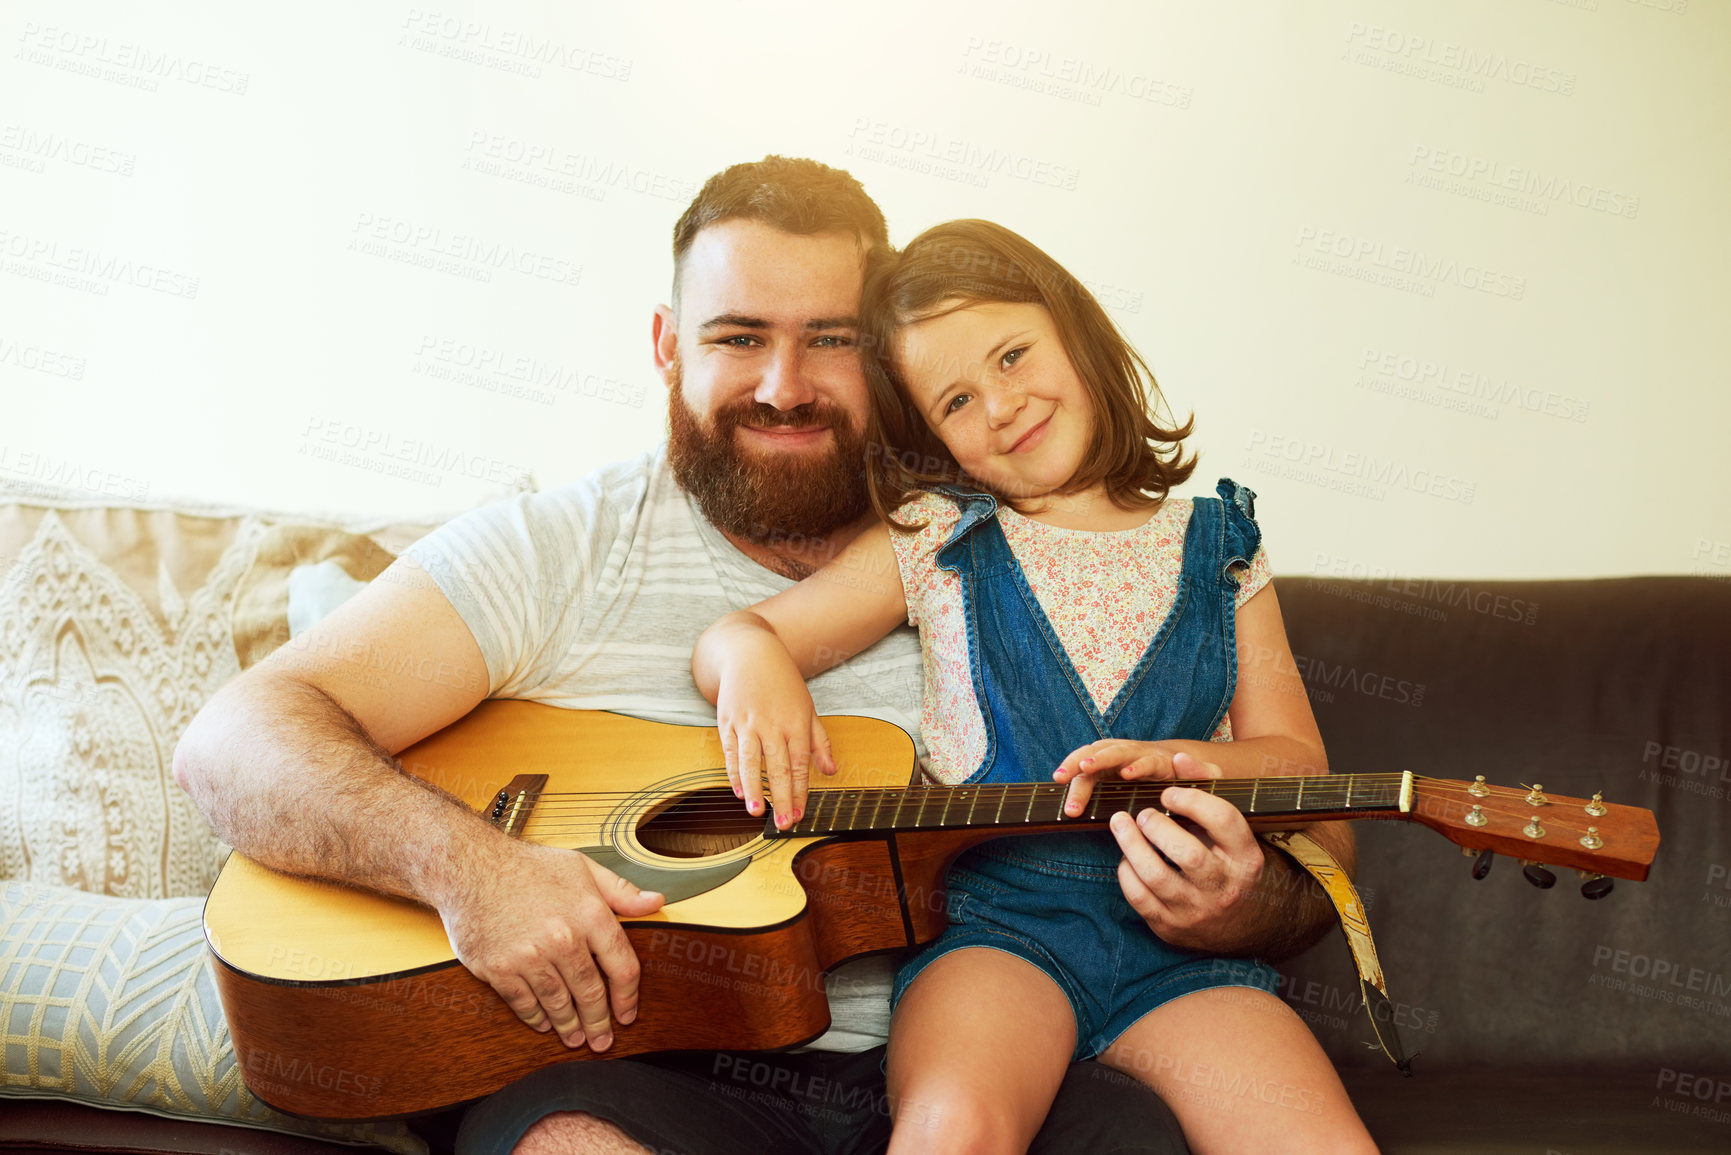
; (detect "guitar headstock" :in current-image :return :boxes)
[1407,776,1659,886]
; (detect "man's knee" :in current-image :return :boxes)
[1032,1061,1187,1155]
[511,1110,651,1155]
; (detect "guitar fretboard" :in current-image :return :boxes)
[772,773,1409,838]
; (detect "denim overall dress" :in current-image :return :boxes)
[888,479,1281,1060]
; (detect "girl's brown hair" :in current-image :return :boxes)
[861,219,1195,527]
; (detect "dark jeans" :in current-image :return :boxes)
[443,1045,1189,1155]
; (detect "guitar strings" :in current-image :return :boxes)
[506,775,1421,815]
[514,772,1418,805]
[517,771,1416,800]
[471,776,1599,834]
[497,777,1424,831]
[509,775,1578,806]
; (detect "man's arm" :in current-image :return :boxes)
[1095,581,1356,962]
[173,556,661,1052]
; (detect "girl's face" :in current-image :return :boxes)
[892,300,1094,503]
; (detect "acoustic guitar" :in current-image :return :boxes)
[203,701,1659,1120]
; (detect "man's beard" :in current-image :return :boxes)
[665,356,870,543]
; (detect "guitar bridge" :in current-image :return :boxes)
[488,774,548,837]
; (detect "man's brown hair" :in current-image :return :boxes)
[670,156,890,309]
[861,219,1196,526]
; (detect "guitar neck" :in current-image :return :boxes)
[771,771,1414,838]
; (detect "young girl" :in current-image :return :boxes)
[692,220,1377,1154]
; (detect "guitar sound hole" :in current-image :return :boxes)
[636,787,763,858]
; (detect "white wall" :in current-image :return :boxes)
[4,0,1725,580]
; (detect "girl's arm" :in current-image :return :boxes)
[692,522,909,829]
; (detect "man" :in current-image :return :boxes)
[175,156,1352,1154]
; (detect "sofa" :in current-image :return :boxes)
[1276,573,1731,1154]
[2,481,1726,1153]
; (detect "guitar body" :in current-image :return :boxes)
[205,703,1030,1120]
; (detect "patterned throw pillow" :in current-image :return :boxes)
[0,881,425,1151]
[0,505,258,899]
[0,492,435,1148]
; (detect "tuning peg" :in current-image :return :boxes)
[1578,871,1614,900]
[1471,848,1494,880]
[1520,860,1556,889]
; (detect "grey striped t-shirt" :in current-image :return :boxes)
[403,443,925,1052]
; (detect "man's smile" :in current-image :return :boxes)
[736,423,834,448]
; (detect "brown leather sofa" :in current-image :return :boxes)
[12,575,1727,1153]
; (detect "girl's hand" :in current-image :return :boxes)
[715,639,836,830]
[1054,741,1211,817]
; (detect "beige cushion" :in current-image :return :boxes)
[229,524,409,671]
[0,880,425,1152]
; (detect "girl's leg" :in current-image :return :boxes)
[1098,986,1379,1155]
[885,946,1077,1155]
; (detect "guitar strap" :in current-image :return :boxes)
[1260,830,1415,1075]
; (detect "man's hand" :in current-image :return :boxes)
[440,840,664,1052]
[1106,750,1270,953]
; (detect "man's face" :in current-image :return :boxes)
[659,219,874,542]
